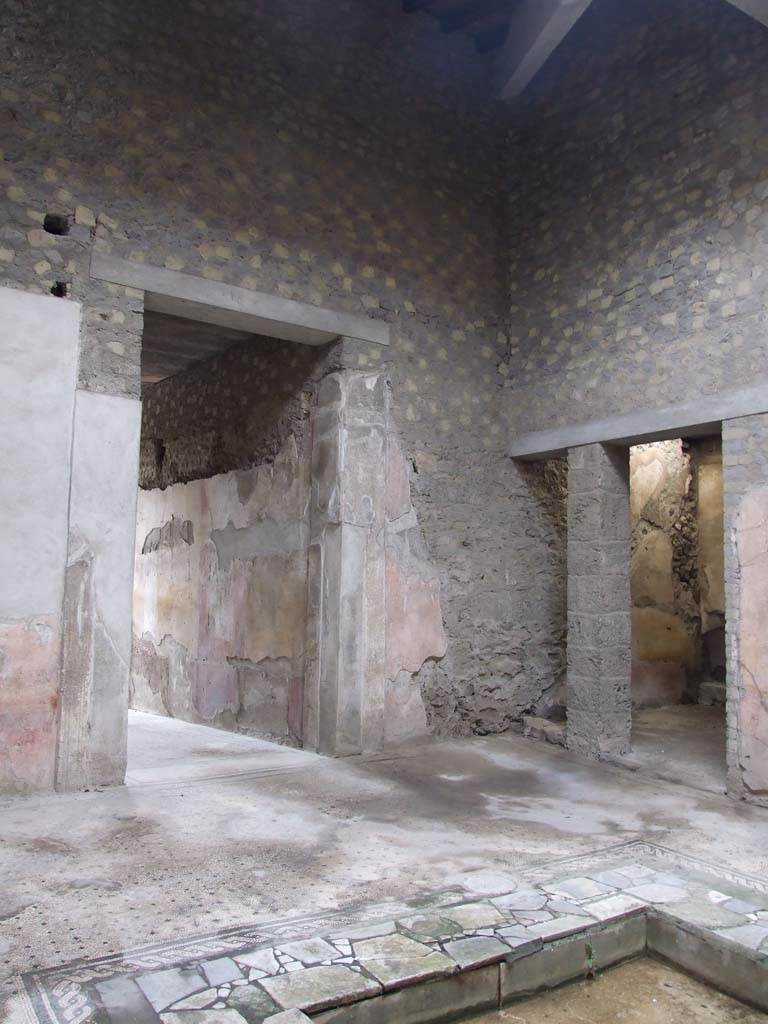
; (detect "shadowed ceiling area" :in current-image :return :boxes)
[141,311,254,384]
[403,0,527,53]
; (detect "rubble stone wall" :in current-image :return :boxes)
[504,0,768,436]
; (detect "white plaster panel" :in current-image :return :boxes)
[68,389,142,662]
[0,288,80,618]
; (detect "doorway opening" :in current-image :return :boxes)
[627,435,726,793]
[128,309,325,777]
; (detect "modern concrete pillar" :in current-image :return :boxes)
[566,443,631,759]
[722,415,768,806]
[303,371,387,756]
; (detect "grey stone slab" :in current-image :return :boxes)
[137,966,208,1011]
[501,933,588,1000]
[95,975,159,1024]
[587,869,643,889]
[589,916,647,968]
[227,983,281,1020]
[441,902,507,929]
[329,922,396,942]
[524,915,593,941]
[161,1011,249,1023]
[545,876,616,902]
[352,934,435,961]
[509,382,768,459]
[583,894,647,921]
[667,899,751,930]
[260,966,380,1013]
[356,950,455,991]
[714,923,768,951]
[495,924,542,954]
[235,949,280,975]
[312,965,499,1024]
[625,883,690,904]
[459,870,520,896]
[511,909,552,925]
[442,936,510,969]
[647,915,768,1012]
[170,989,219,1010]
[278,938,340,965]
[91,253,390,347]
[491,890,548,913]
[610,862,657,881]
[545,899,594,917]
[725,898,766,915]
[647,872,688,888]
[202,958,245,986]
[352,932,455,990]
[397,914,463,941]
[263,1012,313,1024]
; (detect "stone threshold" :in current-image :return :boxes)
[18,841,768,1023]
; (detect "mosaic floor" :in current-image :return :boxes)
[17,841,768,1024]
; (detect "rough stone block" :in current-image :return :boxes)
[646,914,768,1012]
[312,966,499,1024]
[500,934,589,1000]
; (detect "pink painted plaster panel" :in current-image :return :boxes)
[0,616,61,793]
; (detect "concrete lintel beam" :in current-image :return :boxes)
[724,0,768,29]
[90,253,390,348]
[509,383,768,459]
[496,0,593,100]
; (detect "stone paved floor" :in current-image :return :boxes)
[2,711,767,1020]
[629,705,727,794]
[15,842,768,1022]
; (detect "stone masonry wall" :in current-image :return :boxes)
[567,444,632,760]
[0,0,569,738]
[503,0,768,436]
[140,334,321,491]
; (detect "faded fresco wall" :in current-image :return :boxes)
[133,438,310,744]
